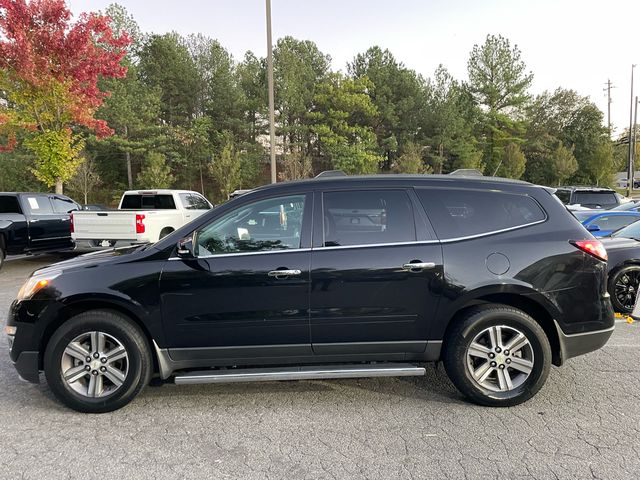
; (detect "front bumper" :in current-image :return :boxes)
[554,320,615,364]
[12,351,40,383]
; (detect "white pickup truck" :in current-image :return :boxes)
[71,189,212,250]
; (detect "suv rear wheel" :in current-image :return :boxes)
[443,305,551,407]
[44,310,152,413]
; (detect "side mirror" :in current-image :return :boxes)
[587,224,601,232]
[176,237,194,258]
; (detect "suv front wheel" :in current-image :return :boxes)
[443,305,551,407]
[44,310,153,413]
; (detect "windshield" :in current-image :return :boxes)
[611,219,640,239]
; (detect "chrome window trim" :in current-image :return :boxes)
[317,240,439,251]
[168,247,312,260]
[439,218,548,243]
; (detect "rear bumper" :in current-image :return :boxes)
[73,239,148,251]
[554,321,614,364]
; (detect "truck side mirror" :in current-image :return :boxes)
[176,237,194,258]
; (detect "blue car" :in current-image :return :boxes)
[575,211,640,237]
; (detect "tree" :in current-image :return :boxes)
[208,131,241,201]
[237,51,267,143]
[67,156,102,204]
[551,142,578,185]
[467,34,533,176]
[422,65,482,173]
[138,33,199,126]
[274,37,330,158]
[348,46,426,168]
[137,152,173,189]
[496,143,526,179]
[392,142,431,174]
[0,0,129,193]
[309,73,382,174]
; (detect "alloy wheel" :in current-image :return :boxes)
[614,269,640,311]
[60,331,129,398]
[466,325,535,392]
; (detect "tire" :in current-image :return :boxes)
[443,305,551,407]
[609,265,640,313]
[159,228,174,240]
[44,310,153,413]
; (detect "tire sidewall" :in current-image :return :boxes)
[445,307,551,406]
[44,312,150,413]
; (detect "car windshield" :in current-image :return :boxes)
[611,219,640,239]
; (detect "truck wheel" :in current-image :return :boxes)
[443,305,551,407]
[159,228,174,239]
[44,310,153,413]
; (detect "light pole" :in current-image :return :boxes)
[266,0,277,183]
[628,64,636,197]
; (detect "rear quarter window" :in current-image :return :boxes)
[416,188,546,239]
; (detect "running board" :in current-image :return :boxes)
[174,363,425,385]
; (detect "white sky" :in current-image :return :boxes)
[70,0,640,137]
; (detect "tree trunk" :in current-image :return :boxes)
[124,125,133,189]
[55,178,63,194]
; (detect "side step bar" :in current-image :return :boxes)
[174,363,425,385]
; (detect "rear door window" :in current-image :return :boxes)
[416,188,546,240]
[51,196,79,214]
[0,196,22,214]
[322,190,416,247]
[587,215,639,231]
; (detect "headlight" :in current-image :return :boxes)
[16,270,61,301]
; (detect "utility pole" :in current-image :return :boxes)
[604,79,614,136]
[266,0,277,183]
[628,65,636,198]
[634,96,639,191]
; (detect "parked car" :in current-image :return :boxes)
[0,192,80,270]
[71,190,212,250]
[6,174,614,412]
[600,220,640,312]
[574,211,640,237]
[555,186,621,209]
[611,200,640,212]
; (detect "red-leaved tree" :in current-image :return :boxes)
[0,0,130,193]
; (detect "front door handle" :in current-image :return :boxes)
[268,269,302,279]
[402,262,436,272]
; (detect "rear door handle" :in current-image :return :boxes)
[402,262,436,272]
[268,269,302,278]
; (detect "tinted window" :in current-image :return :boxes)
[587,215,639,231]
[191,194,211,210]
[24,195,54,215]
[121,194,176,209]
[322,190,415,247]
[51,196,79,214]
[416,188,546,239]
[195,195,305,256]
[555,190,571,204]
[572,192,617,208]
[0,196,21,214]
[180,193,210,210]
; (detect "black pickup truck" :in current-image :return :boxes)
[0,193,80,270]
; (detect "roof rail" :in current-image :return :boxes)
[448,169,483,177]
[315,170,347,178]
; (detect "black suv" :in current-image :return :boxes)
[554,186,621,209]
[6,175,614,412]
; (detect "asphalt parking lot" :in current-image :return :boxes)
[1,255,639,479]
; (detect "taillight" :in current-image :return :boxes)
[135,214,145,234]
[571,239,607,262]
[69,213,74,233]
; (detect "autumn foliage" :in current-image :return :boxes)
[0,0,129,188]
